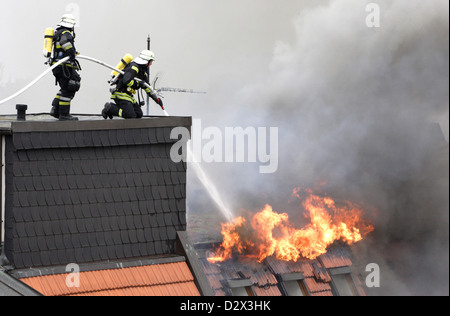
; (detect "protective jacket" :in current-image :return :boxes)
[50,26,80,120]
[52,27,78,65]
[113,61,158,104]
[105,61,162,119]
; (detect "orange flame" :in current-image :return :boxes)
[207,216,247,264]
[207,188,374,263]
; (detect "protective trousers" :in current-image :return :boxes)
[51,65,81,120]
[107,92,143,119]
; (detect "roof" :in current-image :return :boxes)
[2,114,190,269]
[0,269,41,296]
[16,257,200,296]
[200,256,281,296]
[0,113,192,133]
[0,114,197,296]
[0,113,367,296]
[198,245,366,296]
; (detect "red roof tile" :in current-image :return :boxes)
[319,249,353,268]
[201,258,282,296]
[312,262,332,283]
[303,277,332,294]
[310,290,333,296]
[353,273,367,296]
[252,285,282,296]
[19,262,200,296]
[300,261,315,277]
[201,246,365,296]
[265,257,304,275]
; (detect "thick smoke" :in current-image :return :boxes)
[197,0,448,295]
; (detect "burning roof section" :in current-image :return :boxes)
[198,244,366,296]
[193,188,372,296]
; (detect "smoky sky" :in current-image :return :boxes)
[222,0,449,296]
[1,0,449,295]
[189,0,449,296]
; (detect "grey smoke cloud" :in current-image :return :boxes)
[217,0,449,295]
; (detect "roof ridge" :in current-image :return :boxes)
[11,255,186,279]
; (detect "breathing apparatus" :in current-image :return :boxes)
[43,28,55,59]
[43,14,77,65]
[109,54,134,85]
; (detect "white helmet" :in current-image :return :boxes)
[134,50,156,65]
[58,14,76,28]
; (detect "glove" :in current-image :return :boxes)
[155,98,164,110]
[148,91,165,110]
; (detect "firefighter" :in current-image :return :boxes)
[50,14,81,121]
[102,50,163,119]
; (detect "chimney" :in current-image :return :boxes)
[16,104,28,121]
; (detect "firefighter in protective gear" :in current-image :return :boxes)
[50,14,81,121]
[102,50,163,119]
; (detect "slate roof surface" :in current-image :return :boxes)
[18,259,200,296]
[2,115,191,270]
[0,115,202,296]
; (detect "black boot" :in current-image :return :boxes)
[102,102,114,120]
[50,106,59,119]
[59,105,78,121]
[50,99,60,118]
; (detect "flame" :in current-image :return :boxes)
[207,188,374,263]
[207,216,247,264]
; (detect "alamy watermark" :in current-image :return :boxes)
[366,3,381,28]
[65,263,80,288]
[365,263,380,288]
[171,119,279,174]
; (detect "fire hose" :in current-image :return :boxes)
[0,55,165,112]
[0,56,231,221]
[0,56,70,106]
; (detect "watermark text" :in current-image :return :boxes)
[365,263,380,288]
[65,263,80,288]
[171,119,279,174]
[366,3,381,28]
